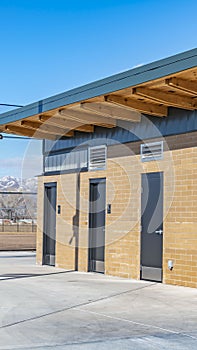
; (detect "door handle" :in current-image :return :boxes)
[155,229,163,235]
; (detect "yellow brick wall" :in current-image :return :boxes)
[163,147,197,288]
[36,176,44,265]
[36,136,197,288]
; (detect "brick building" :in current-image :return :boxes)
[1,49,197,287]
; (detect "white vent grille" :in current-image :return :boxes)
[141,141,163,162]
[88,145,107,171]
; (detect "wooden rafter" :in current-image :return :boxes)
[2,58,197,140]
[5,125,57,140]
[81,100,141,121]
[59,109,116,128]
[21,120,73,137]
[165,77,197,96]
[132,87,195,110]
[105,95,167,117]
[39,115,94,133]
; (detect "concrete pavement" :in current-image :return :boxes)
[0,252,197,349]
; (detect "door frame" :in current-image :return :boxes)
[43,182,57,266]
[140,172,164,282]
[88,178,106,273]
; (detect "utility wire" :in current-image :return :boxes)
[0,103,24,107]
[2,135,32,140]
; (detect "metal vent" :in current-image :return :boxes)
[88,145,107,171]
[141,141,163,162]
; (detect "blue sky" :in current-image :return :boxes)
[0,0,197,177]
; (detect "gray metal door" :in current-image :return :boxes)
[141,172,163,282]
[43,183,57,266]
[89,178,106,273]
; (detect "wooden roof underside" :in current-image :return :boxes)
[2,67,197,139]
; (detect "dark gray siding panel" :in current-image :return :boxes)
[43,108,197,154]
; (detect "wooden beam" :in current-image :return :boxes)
[21,120,73,137]
[5,125,57,140]
[59,108,116,128]
[133,87,194,110]
[39,115,94,133]
[104,95,167,117]
[81,100,141,121]
[165,77,197,96]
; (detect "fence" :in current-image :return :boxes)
[0,190,37,250]
[0,223,37,233]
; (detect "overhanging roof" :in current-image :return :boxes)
[0,48,197,139]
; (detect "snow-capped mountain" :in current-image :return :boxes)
[0,176,37,219]
[0,176,37,192]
